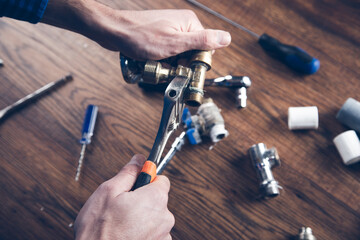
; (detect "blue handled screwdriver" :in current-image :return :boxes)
[186,0,320,74]
[75,105,99,181]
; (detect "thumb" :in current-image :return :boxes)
[108,154,147,194]
[180,29,231,51]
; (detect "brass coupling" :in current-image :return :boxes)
[185,50,212,107]
[120,54,192,85]
[142,61,191,84]
[120,50,212,106]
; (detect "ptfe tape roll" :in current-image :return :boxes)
[336,98,360,133]
[333,130,360,165]
[288,106,319,130]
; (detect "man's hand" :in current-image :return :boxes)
[74,154,174,240]
[42,0,231,60]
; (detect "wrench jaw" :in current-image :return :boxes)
[148,75,191,165]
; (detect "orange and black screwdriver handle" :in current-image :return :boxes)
[131,160,157,190]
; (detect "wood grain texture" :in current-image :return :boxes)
[0,0,359,239]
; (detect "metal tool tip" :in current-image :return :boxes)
[64,74,73,81]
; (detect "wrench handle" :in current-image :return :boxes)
[131,161,157,190]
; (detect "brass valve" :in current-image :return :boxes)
[120,50,212,106]
[186,50,212,106]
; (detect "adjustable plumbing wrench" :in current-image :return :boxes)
[120,50,212,190]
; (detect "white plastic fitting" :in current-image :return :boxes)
[210,124,229,143]
[288,106,319,130]
[333,130,360,165]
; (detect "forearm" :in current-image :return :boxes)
[22,0,231,60]
[42,0,109,40]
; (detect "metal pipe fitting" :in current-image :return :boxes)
[248,143,281,198]
[120,55,145,84]
[120,55,191,84]
[205,75,251,88]
[236,87,247,108]
[142,60,171,84]
[297,227,317,240]
[235,76,251,109]
[185,50,212,107]
[120,50,212,106]
[205,75,251,108]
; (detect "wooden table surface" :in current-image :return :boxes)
[0,0,359,239]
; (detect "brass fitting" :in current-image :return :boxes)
[120,50,212,106]
[185,50,212,107]
[142,61,191,84]
[120,54,191,85]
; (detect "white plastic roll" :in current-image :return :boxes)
[288,106,319,130]
[333,130,360,165]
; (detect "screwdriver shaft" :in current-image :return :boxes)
[157,131,186,174]
[186,0,259,38]
[0,75,72,121]
[75,105,99,182]
[75,144,87,181]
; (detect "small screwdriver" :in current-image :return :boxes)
[75,104,99,181]
[157,131,186,175]
[186,0,320,74]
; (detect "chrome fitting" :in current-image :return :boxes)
[248,143,281,198]
[297,227,317,240]
[204,75,251,108]
[235,76,251,109]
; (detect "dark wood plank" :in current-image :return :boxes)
[0,0,359,239]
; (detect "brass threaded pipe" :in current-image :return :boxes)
[185,50,212,106]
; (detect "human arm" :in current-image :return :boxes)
[40,0,231,60]
[1,0,231,60]
[74,154,174,240]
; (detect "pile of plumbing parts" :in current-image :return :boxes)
[119,51,359,240]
